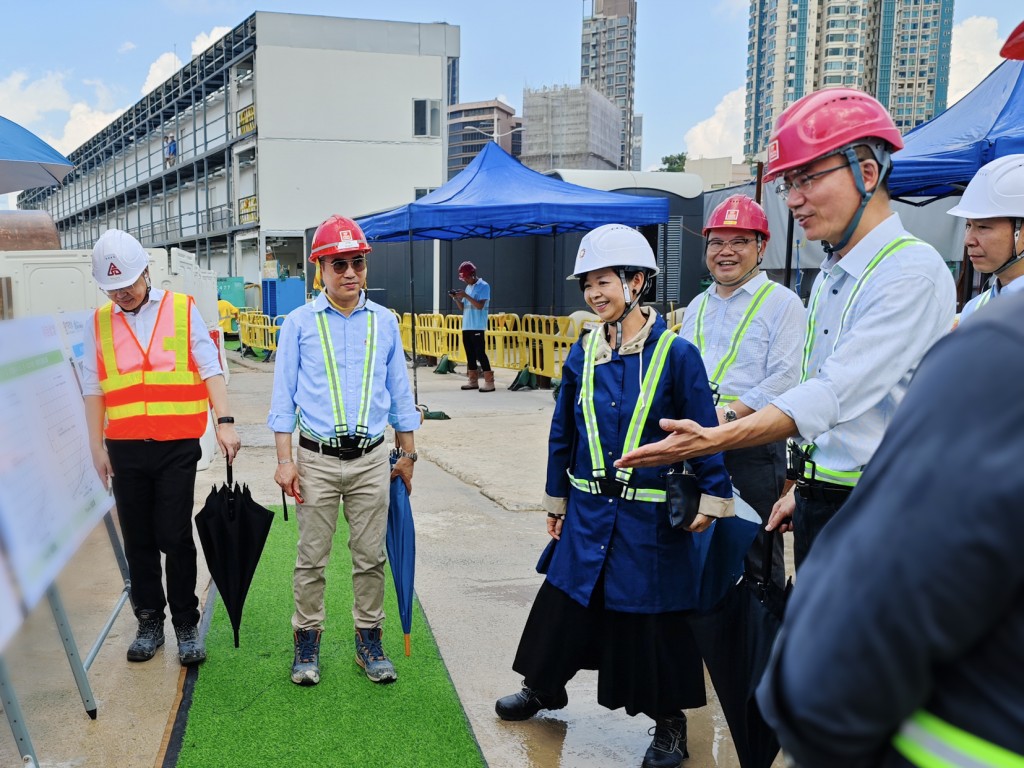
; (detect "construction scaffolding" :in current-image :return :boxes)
[520,85,620,173]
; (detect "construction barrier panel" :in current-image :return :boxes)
[238,311,284,360]
[521,314,582,380]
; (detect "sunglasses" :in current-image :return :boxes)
[322,257,367,273]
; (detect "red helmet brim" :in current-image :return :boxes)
[1001,21,1024,60]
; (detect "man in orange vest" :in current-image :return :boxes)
[82,229,241,666]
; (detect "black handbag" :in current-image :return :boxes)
[665,470,701,529]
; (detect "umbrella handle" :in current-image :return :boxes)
[281,488,289,522]
[227,456,233,488]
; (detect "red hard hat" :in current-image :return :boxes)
[458,260,476,276]
[1002,21,1024,60]
[703,195,770,241]
[763,88,904,182]
[309,215,372,263]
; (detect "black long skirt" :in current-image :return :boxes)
[511,577,706,720]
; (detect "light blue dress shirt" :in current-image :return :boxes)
[461,278,490,331]
[958,274,1024,325]
[267,293,420,440]
[772,213,956,473]
[679,272,805,411]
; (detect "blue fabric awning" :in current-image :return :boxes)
[357,142,669,242]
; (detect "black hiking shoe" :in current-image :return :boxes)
[174,623,207,666]
[494,686,569,721]
[642,713,688,767]
[126,611,165,662]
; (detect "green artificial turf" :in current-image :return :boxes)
[176,507,485,768]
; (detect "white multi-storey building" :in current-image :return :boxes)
[18,11,460,283]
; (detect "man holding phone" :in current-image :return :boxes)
[449,260,494,392]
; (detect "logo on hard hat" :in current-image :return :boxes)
[725,208,739,225]
[107,263,122,277]
[577,248,586,261]
[768,140,779,163]
[340,230,353,241]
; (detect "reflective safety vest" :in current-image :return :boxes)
[691,281,778,403]
[572,328,676,501]
[798,236,921,487]
[314,308,378,445]
[894,709,1024,767]
[96,292,209,440]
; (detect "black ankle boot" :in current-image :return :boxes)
[642,712,688,767]
[494,686,569,721]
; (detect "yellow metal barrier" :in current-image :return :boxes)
[521,314,581,379]
[488,313,527,370]
[237,311,283,361]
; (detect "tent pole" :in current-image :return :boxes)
[551,226,558,315]
[409,231,419,403]
[783,210,795,291]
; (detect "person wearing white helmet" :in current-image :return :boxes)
[82,229,241,667]
[948,154,1024,326]
[494,224,734,768]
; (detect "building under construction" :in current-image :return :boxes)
[17,11,459,284]
[519,85,620,173]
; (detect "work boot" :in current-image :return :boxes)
[479,370,495,392]
[354,627,397,684]
[494,685,568,721]
[642,713,688,768]
[461,370,479,390]
[174,623,207,666]
[126,610,165,662]
[291,628,322,686]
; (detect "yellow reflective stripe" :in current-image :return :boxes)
[100,371,144,391]
[799,279,826,383]
[316,311,347,435]
[108,400,208,420]
[567,474,666,502]
[356,312,376,436]
[146,371,201,384]
[717,394,739,403]
[97,304,121,378]
[107,402,148,419]
[580,329,606,478]
[164,293,192,369]
[978,288,994,309]
[707,282,778,385]
[616,330,675,485]
[692,293,711,352]
[803,465,861,486]
[894,710,1024,768]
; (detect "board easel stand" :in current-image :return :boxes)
[0,511,132,767]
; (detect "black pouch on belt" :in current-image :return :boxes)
[665,470,701,529]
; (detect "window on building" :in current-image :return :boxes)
[413,99,441,137]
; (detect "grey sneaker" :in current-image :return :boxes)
[174,623,207,666]
[127,611,165,662]
[291,629,322,686]
[355,627,397,684]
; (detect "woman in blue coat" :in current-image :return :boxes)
[495,224,734,768]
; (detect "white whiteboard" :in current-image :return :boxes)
[0,315,113,612]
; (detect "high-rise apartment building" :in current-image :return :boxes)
[581,0,638,170]
[447,100,522,180]
[744,0,953,158]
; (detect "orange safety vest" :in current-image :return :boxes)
[95,292,209,440]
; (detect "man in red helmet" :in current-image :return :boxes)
[620,89,955,565]
[449,260,494,392]
[678,194,805,586]
[269,214,420,687]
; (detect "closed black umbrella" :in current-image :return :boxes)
[196,460,274,648]
[688,533,790,768]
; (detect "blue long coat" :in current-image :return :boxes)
[544,313,733,613]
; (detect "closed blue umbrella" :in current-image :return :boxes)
[0,115,74,194]
[691,492,762,612]
[386,455,416,656]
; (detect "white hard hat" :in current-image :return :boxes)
[91,229,149,290]
[948,154,1024,220]
[566,224,659,280]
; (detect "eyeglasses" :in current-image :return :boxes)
[104,275,145,297]
[322,257,367,273]
[706,237,755,254]
[776,161,851,199]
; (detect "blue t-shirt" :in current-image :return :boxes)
[462,278,490,331]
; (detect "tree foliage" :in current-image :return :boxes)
[659,152,687,172]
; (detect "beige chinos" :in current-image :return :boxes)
[292,440,391,631]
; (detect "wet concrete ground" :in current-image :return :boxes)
[0,353,788,767]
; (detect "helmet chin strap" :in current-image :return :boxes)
[993,217,1024,277]
[610,268,647,351]
[822,147,890,256]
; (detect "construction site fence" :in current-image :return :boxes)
[394,312,588,380]
[238,309,285,355]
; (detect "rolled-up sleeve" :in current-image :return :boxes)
[189,301,223,380]
[384,316,420,432]
[267,315,300,433]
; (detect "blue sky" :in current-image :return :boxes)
[2,0,1021,207]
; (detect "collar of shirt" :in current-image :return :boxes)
[818,212,904,279]
[312,290,368,317]
[994,274,1024,297]
[709,270,768,300]
[591,307,656,363]
[111,286,163,315]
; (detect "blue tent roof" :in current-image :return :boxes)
[889,60,1024,199]
[357,142,669,242]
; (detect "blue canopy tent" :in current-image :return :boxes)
[356,142,669,401]
[889,60,1024,200]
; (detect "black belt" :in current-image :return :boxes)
[299,434,384,460]
[796,478,853,503]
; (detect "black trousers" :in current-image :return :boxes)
[724,441,787,589]
[107,438,202,626]
[462,329,491,372]
[793,491,849,569]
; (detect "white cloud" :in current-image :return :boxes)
[118,41,136,54]
[683,86,745,162]
[191,27,232,58]
[140,52,183,96]
[0,71,72,126]
[948,17,1003,106]
[48,102,127,156]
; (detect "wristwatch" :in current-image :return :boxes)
[395,449,418,462]
[722,406,738,423]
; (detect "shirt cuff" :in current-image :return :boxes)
[771,379,840,445]
[543,494,567,516]
[699,494,735,519]
[267,413,297,433]
[739,388,770,413]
